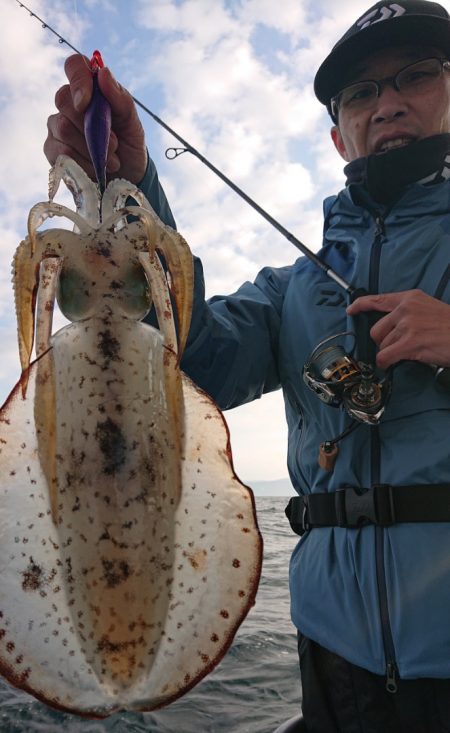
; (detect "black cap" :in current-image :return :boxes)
[314,0,450,110]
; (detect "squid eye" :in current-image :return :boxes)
[116,264,152,320]
[57,268,93,321]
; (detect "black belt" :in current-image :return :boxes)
[285,484,450,536]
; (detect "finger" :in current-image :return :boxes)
[378,326,401,352]
[43,126,97,180]
[376,329,423,368]
[54,84,84,133]
[44,126,94,178]
[369,310,399,346]
[376,327,430,368]
[64,54,93,113]
[44,134,120,180]
[97,67,146,148]
[97,67,135,125]
[347,292,403,315]
[44,140,97,180]
[376,341,403,369]
[106,142,121,174]
[46,111,90,161]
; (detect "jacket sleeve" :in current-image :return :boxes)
[181,257,289,410]
[137,153,177,229]
[138,154,288,410]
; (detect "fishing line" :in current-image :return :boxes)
[14,0,353,295]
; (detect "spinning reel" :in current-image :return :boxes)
[303,333,391,425]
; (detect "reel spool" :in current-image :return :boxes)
[303,334,391,425]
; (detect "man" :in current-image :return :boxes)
[45,1,450,730]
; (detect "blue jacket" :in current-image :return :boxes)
[140,154,450,681]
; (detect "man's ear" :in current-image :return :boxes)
[331,125,349,161]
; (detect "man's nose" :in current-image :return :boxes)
[371,83,408,122]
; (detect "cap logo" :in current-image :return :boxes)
[357,4,406,30]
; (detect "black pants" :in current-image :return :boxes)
[298,634,450,733]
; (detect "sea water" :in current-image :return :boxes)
[0,497,301,733]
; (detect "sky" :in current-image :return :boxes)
[2,0,447,486]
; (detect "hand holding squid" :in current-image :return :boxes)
[44,54,148,185]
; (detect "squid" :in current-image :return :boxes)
[0,156,262,717]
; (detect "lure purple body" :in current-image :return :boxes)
[84,53,112,193]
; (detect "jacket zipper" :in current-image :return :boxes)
[368,214,385,296]
[369,213,399,694]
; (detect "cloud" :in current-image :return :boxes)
[131,0,327,290]
[137,0,240,45]
[0,0,87,196]
[240,0,308,37]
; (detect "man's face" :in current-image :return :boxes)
[331,45,450,162]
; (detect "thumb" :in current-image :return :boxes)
[97,67,139,129]
[64,54,93,112]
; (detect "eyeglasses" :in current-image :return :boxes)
[330,57,450,120]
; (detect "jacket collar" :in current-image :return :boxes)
[344,134,450,206]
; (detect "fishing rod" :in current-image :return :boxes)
[14,0,351,294]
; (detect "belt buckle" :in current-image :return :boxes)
[335,484,396,528]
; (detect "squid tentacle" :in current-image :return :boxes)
[35,257,63,358]
[49,155,100,227]
[138,251,177,355]
[154,226,193,358]
[33,256,61,520]
[100,205,157,248]
[100,178,154,222]
[34,347,58,523]
[13,239,47,391]
[138,250,185,498]
[28,201,92,255]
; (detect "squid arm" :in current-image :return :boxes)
[15,204,91,393]
[100,178,154,221]
[27,201,92,253]
[154,225,193,358]
[34,257,62,522]
[138,249,185,495]
[102,204,193,359]
[12,240,44,393]
[138,251,177,355]
[48,155,100,227]
[35,257,63,358]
